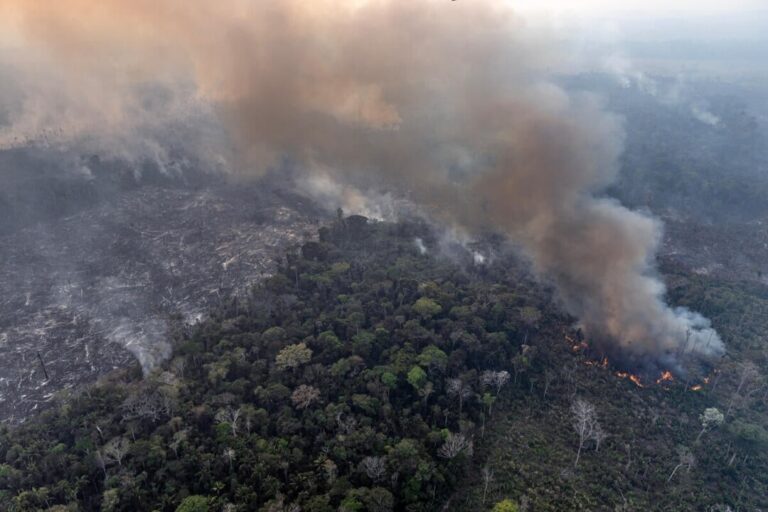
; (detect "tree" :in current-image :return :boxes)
[519,306,541,343]
[696,407,724,442]
[412,297,442,319]
[593,424,607,452]
[215,406,242,438]
[122,387,174,423]
[360,456,387,482]
[666,446,695,483]
[446,378,473,416]
[542,369,556,399]
[275,343,312,371]
[381,372,398,401]
[364,487,394,512]
[480,370,510,412]
[291,385,321,410]
[481,466,494,505]
[407,366,428,391]
[492,499,519,512]
[176,495,210,512]
[262,326,287,344]
[102,437,130,467]
[223,447,236,472]
[571,398,598,467]
[437,432,473,459]
[726,361,762,417]
[417,345,448,374]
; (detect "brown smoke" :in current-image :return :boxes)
[1,0,723,362]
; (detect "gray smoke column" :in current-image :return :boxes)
[1,0,724,363]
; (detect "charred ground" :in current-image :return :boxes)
[0,161,323,422]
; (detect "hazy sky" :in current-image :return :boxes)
[510,0,765,15]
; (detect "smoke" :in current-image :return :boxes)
[1,0,724,364]
[603,56,721,126]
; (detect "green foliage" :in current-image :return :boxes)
[492,498,519,512]
[318,330,341,349]
[275,342,312,371]
[175,495,209,512]
[417,345,448,373]
[729,420,768,448]
[262,326,287,344]
[412,297,442,318]
[381,372,398,389]
[406,366,428,391]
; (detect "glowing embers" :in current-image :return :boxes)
[689,374,712,392]
[615,371,646,388]
[562,330,712,390]
[564,333,589,353]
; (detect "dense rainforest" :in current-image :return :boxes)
[1,216,766,511]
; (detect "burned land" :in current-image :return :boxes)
[0,174,322,423]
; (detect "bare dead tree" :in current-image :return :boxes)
[418,381,435,407]
[122,387,175,423]
[561,360,578,399]
[170,429,189,458]
[726,362,761,417]
[102,436,130,467]
[223,448,236,473]
[93,450,108,484]
[360,456,387,483]
[696,407,724,442]
[438,432,474,459]
[215,406,242,438]
[36,352,49,381]
[571,398,597,467]
[446,378,473,416]
[593,424,608,452]
[542,369,557,399]
[667,447,695,483]
[480,370,510,396]
[481,466,494,505]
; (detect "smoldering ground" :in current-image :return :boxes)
[1,0,723,369]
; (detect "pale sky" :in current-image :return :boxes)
[508,0,765,15]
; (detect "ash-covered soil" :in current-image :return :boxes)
[0,181,322,423]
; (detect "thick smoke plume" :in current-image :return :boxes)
[1,0,724,364]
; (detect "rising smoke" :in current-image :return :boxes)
[1,0,724,364]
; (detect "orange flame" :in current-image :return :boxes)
[571,342,589,352]
[655,370,674,385]
[690,385,703,391]
[614,371,645,387]
[564,334,588,352]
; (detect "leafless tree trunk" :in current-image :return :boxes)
[726,362,761,417]
[103,437,130,467]
[667,448,695,483]
[571,398,597,467]
[215,406,242,437]
[361,456,387,483]
[543,369,556,400]
[438,432,473,459]
[481,466,494,505]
